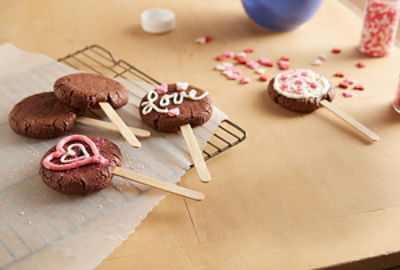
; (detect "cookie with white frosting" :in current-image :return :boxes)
[139,82,213,133]
[268,69,335,113]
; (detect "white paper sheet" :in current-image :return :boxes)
[0,43,227,270]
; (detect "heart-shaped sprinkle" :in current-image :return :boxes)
[222,70,234,77]
[255,68,266,74]
[223,51,234,57]
[168,108,180,117]
[176,82,189,91]
[246,60,260,70]
[195,37,206,44]
[240,77,250,84]
[43,135,107,171]
[311,59,323,66]
[301,71,308,77]
[216,64,226,71]
[232,68,242,75]
[258,58,269,65]
[155,83,168,94]
[228,74,240,80]
[342,91,353,97]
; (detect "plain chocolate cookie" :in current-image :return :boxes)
[39,137,122,194]
[54,73,129,110]
[9,92,79,139]
[268,77,335,113]
[139,83,213,133]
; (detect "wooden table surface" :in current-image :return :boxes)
[2,0,400,269]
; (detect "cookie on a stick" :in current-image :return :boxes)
[39,135,204,200]
[54,73,142,147]
[8,92,150,139]
[268,69,378,141]
[139,82,213,182]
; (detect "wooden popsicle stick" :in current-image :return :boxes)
[180,124,211,183]
[98,102,141,148]
[320,100,379,141]
[113,167,204,201]
[76,116,151,138]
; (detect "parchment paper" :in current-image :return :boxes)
[0,43,227,270]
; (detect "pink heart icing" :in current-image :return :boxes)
[155,83,168,94]
[43,135,107,171]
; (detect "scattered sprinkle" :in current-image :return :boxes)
[342,91,353,97]
[310,82,318,88]
[331,48,342,54]
[223,51,235,58]
[353,84,365,91]
[338,82,349,89]
[255,68,266,74]
[311,59,323,66]
[258,58,269,65]
[240,77,250,84]
[344,78,356,85]
[216,55,227,62]
[237,51,247,57]
[228,73,240,80]
[244,48,254,53]
[259,74,268,81]
[318,53,328,61]
[246,60,260,70]
[216,64,226,71]
[357,62,366,68]
[222,70,233,77]
[264,61,275,67]
[232,68,243,75]
[196,35,212,44]
[235,55,247,65]
[195,37,206,44]
[334,72,345,78]
[280,56,290,61]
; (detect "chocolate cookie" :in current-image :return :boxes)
[54,73,129,110]
[139,82,213,133]
[9,92,79,139]
[268,69,335,113]
[39,135,122,194]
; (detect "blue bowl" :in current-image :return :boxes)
[241,0,323,32]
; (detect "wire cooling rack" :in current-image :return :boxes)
[58,45,246,163]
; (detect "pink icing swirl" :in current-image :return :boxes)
[43,135,107,171]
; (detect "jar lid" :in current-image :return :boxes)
[141,8,176,34]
